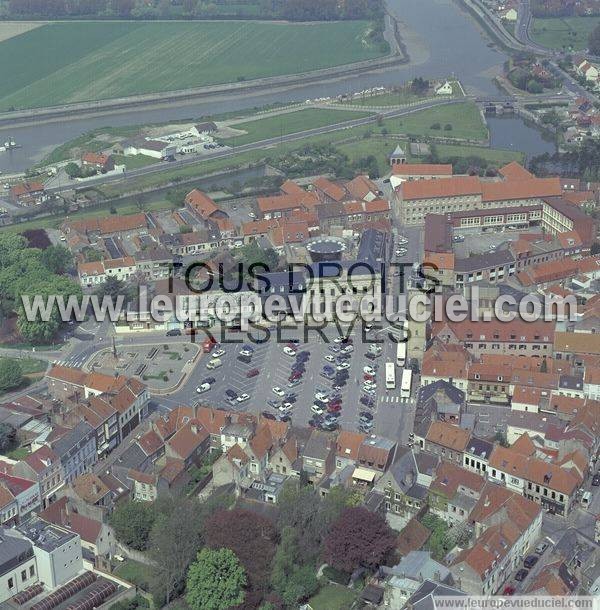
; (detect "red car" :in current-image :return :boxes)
[288,371,303,382]
[502,586,515,596]
[328,399,342,409]
[364,374,375,382]
[246,368,260,378]
[328,403,342,413]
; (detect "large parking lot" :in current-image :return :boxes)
[168,325,416,442]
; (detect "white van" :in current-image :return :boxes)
[582,491,592,508]
[206,358,222,370]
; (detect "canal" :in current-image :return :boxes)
[0,0,554,173]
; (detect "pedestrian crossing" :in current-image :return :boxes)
[380,395,410,404]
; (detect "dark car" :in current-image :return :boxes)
[515,569,529,582]
[202,377,216,385]
[359,411,373,420]
[237,354,252,364]
[261,411,277,420]
[314,399,328,409]
[296,351,310,360]
[360,396,374,407]
[320,421,339,432]
[166,328,181,336]
[279,415,292,422]
[593,474,600,486]
[246,368,260,378]
[503,586,515,596]
[523,555,538,569]
[225,389,237,399]
[284,395,297,404]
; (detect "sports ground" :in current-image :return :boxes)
[0,20,387,111]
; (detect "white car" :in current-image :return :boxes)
[236,393,250,403]
[212,349,225,358]
[315,392,330,402]
[283,346,296,357]
[248,212,256,219]
[324,354,336,363]
[272,387,285,397]
[364,382,377,390]
[364,366,376,376]
[341,345,354,354]
[336,362,350,371]
[239,349,252,357]
[311,404,324,415]
[196,383,211,393]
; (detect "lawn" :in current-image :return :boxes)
[113,559,151,590]
[434,143,525,164]
[308,585,357,610]
[18,357,48,376]
[225,108,372,146]
[530,17,600,51]
[113,154,161,170]
[0,20,387,111]
[4,447,30,460]
[381,102,488,141]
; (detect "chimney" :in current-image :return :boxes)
[191,424,198,435]
[484,495,490,507]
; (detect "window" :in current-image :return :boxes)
[8,577,14,589]
[21,569,27,582]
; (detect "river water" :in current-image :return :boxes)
[0,0,555,173]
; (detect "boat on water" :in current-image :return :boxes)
[0,139,19,152]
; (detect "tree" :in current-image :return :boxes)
[0,423,17,453]
[204,508,277,594]
[109,500,156,550]
[147,497,204,605]
[0,358,23,393]
[589,24,600,55]
[186,548,246,610]
[40,245,72,274]
[323,507,395,573]
[271,527,318,606]
[65,162,82,178]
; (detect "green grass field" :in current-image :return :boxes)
[381,102,488,141]
[0,21,387,111]
[308,585,357,610]
[226,108,372,145]
[530,17,600,51]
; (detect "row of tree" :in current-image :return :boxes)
[109,482,397,608]
[6,0,384,21]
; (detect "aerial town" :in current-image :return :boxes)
[1,0,600,609]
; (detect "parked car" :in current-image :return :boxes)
[246,368,260,378]
[502,586,515,596]
[360,396,374,407]
[515,569,529,582]
[236,393,250,403]
[315,392,329,402]
[283,346,296,357]
[324,354,336,363]
[311,404,325,415]
[202,377,216,385]
[288,377,302,386]
[166,329,181,336]
[296,351,310,361]
[261,411,276,420]
[212,349,226,358]
[593,474,600,486]
[328,403,342,413]
[364,366,376,375]
[523,555,538,569]
[336,362,350,371]
[340,345,354,354]
[237,354,252,364]
[272,387,285,397]
[535,540,550,555]
[359,411,373,421]
[196,383,211,393]
[267,399,280,409]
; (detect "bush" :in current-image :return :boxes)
[444,124,453,131]
[322,566,351,585]
[430,123,441,130]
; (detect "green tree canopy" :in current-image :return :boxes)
[0,422,17,453]
[0,358,23,393]
[109,500,156,551]
[186,548,246,610]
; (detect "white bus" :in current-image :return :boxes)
[396,342,406,367]
[385,362,396,390]
[401,369,413,398]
